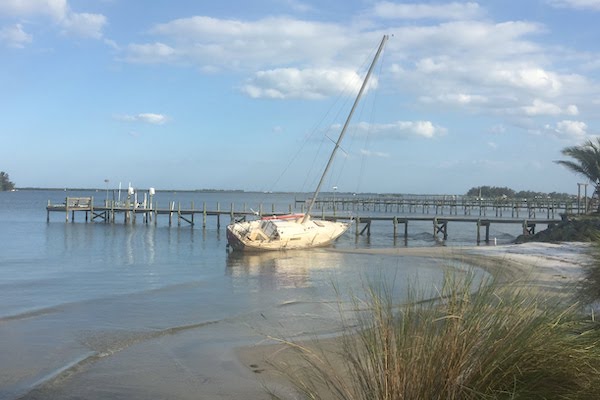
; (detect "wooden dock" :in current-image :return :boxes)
[47,196,562,244]
[299,195,585,219]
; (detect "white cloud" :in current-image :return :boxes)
[548,0,600,11]
[241,67,372,99]
[491,67,563,95]
[522,99,579,116]
[117,113,169,125]
[420,93,488,106]
[0,23,32,48]
[360,149,390,158]
[125,42,177,64]
[372,1,483,20]
[0,0,68,20]
[0,0,106,40]
[60,12,106,39]
[118,7,596,140]
[354,121,447,139]
[548,120,588,139]
[127,16,351,68]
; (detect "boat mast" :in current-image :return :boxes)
[302,34,388,223]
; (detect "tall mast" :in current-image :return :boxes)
[302,34,388,223]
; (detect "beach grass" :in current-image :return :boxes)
[267,269,600,400]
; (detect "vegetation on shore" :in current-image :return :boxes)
[516,215,600,243]
[0,171,15,191]
[465,185,571,199]
[269,269,600,399]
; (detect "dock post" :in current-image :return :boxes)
[404,220,408,241]
[230,203,234,223]
[88,197,93,223]
[355,217,361,237]
[217,202,222,228]
[393,216,397,238]
[358,220,371,236]
[203,202,207,228]
[154,201,158,225]
[47,200,50,222]
[433,217,438,239]
[191,201,195,226]
[485,222,490,244]
[476,219,481,245]
[178,202,181,227]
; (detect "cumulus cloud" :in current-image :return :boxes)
[0,0,106,41]
[0,23,32,48]
[60,12,106,39]
[241,67,373,99]
[546,120,588,139]
[420,93,488,106]
[522,99,579,116]
[0,0,68,20]
[117,113,169,125]
[117,4,596,142]
[360,149,390,158]
[125,42,177,64]
[353,121,447,139]
[372,1,483,20]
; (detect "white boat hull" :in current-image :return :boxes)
[226,214,351,252]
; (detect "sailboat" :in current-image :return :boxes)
[226,35,388,252]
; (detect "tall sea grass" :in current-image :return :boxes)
[269,270,600,400]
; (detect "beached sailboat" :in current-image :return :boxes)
[226,35,388,252]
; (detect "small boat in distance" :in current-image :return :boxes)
[226,35,389,252]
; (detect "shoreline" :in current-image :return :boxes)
[236,242,593,398]
[9,242,593,400]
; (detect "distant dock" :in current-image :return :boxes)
[47,196,565,244]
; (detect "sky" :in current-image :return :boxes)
[2,0,600,195]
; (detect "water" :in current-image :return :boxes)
[0,190,493,399]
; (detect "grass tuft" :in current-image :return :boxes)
[269,270,600,400]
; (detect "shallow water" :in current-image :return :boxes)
[0,190,490,399]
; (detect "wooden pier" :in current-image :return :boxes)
[46,197,288,228]
[299,195,585,219]
[47,196,561,244]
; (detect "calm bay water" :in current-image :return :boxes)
[0,189,495,399]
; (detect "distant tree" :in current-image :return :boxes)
[555,138,600,210]
[0,171,15,191]
[466,186,571,200]
[466,186,515,198]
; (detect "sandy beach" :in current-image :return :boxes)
[236,242,594,399]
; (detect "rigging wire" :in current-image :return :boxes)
[354,43,388,195]
[264,47,375,196]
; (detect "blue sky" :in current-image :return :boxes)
[2,0,600,195]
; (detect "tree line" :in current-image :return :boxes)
[465,186,572,199]
[0,171,15,191]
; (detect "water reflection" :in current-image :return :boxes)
[226,250,347,291]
